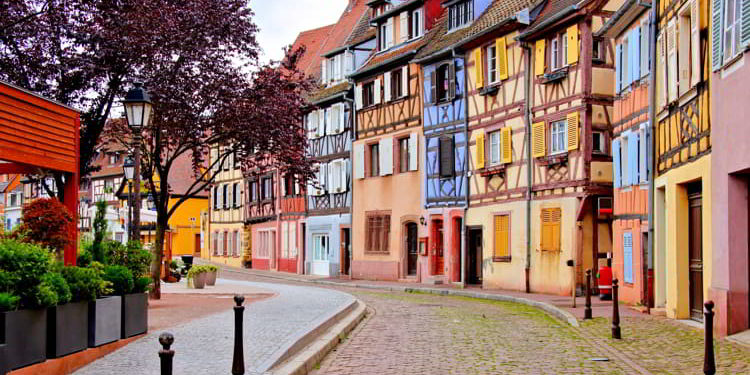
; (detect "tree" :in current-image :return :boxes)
[15,198,74,257]
[91,200,108,262]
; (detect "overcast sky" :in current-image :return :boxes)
[251,0,349,64]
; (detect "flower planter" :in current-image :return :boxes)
[88,296,122,347]
[193,272,207,289]
[1,308,47,370]
[121,293,148,338]
[205,270,217,286]
[47,301,89,358]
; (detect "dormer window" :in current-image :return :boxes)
[380,23,389,50]
[409,8,423,39]
[448,0,473,30]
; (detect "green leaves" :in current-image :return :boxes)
[102,265,134,296]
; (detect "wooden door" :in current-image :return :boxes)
[194,234,201,257]
[688,186,703,321]
[467,228,482,284]
[406,223,418,276]
[434,220,444,275]
[340,228,351,276]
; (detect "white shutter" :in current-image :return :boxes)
[667,20,677,103]
[384,71,392,102]
[289,223,297,257]
[400,12,409,42]
[321,60,327,84]
[374,78,381,105]
[658,33,667,108]
[354,143,365,179]
[401,66,409,97]
[294,175,300,195]
[335,54,342,81]
[641,18,650,78]
[639,123,648,184]
[327,161,335,194]
[408,132,418,171]
[338,103,345,133]
[690,0,700,87]
[318,163,327,196]
[282,221,289,258]
[379,137,393,176]
[387,18,394,48]
[355,84,363,109]
[340,159,349,192]
[319,109,327,137]
[345,51,354,75]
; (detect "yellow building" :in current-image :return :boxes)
[652,0,712,321]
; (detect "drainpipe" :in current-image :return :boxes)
[646,0,658,314]
[342,92,355,279]
[455,47,469,287]
[522,41,533,294]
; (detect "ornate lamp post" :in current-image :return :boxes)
[123,157,135,241]
[122,83,152,244]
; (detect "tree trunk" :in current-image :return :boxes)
[149,216,169,300]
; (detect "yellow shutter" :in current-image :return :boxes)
[541,208,561,251]
[496,37,508,80]
[494,215,509,258]
[475,130,485,169]
[535,39,546,76]
[501,127,512,164]
[566,112,579,151]
[567,25,579,65]
[474,48,483,89]
[532,122,546,158]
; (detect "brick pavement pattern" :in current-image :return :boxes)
[74,279,353,375]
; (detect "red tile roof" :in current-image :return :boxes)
[353,37,429,78]
[320,0,371,55]
[291,24,336,80]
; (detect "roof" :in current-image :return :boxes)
[344,11,377,47]
[596,0,651,38]
[305,82,352,105]
[352,36,430,79]
[291,24,336,80]
[0,182,9,193]
[320,0,371,57]
[518,0,582,39]
[370,0,423,25]
[167,152,208,197]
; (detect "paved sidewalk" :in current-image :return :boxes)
[74,279,353,375]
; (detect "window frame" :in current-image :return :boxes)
[489,130,502,166]
[362,80,375,107]
[592,131,607,154]
[391,68,403,99]
[365,212,391,254]
[550,37,559,71]
[369,142,380,177]
[486,44,498,84]
[398,137,410,173]
[380,23,388,50]
[548,119,568,155]
[410,8,423,39]
[723,0,741,63]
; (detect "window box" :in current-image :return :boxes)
[541,67,568,84]
[538,153,568,166]
[479,164,506,178]
[478,84,499,96]
[492,255,511,262]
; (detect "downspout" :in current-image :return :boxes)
[646,0,658,314]
[343,93,355,279]
[522,41,533,294]
[455,47,469,287]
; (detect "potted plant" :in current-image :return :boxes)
[0,292,18,374]
[55,265,100,356]
[205,265,218,286]
[86,262,120,347]
[0,239,60,370]
[121,276,150,338]
[187,266,208,289]
[107,241,152,338]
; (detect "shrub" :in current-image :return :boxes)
[132,276,152,293]
[0,293,19,312]
[205,265,218,272]
[169,260,179,270]
[61,266,102,302]
[0,239,57,309]
[186,265,208,281]
[76,249,93,268]
[17,198,74,256]
[91,201,108,262]
[35,282,59,307]
[42,272,71,305]
[102,265,133,296]
[107,240,152,278]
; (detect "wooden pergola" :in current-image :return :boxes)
[0,80,80,265]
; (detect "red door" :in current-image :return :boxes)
[433,220,444,275]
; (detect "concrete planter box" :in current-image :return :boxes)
[121,293,148,338]
[1,308,47,370]
[205,270,217,286]
[0,343,8,375]
[192,273,206,289]
[88,296,121,347]
[47,301,89,358]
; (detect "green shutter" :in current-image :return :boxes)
[742,0,750,47]
[712,0,724,71]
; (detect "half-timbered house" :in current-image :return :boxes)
[350,0,443,281]
[514,0,619,295]
[652,0,712,322]
[303,0,373,277]
[597,0,653,307]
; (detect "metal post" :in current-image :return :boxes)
[133,132,142,243]
[612,278,621,339]
[158,332,174,375]
[128,180,133,241]
[232,295,245,375]
[584,269,592,319]
[704,301,716,375]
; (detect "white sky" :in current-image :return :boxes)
[251,0,349,64]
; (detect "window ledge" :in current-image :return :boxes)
[541,67,569,84]
[479,84,500,96]
[479,164,506,177]
[538,153,568,166]
[364,251,390,256]
[677,86,699,107]
[492,256,511,263]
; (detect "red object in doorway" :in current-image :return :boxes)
[598,266,613,298]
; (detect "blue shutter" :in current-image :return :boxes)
[634,27,641,81]
[629,131,639,186]
[612,138,621,188]
[615,44,622,93]
[628,30,636,87]
[623,232,633,284]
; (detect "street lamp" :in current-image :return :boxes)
[123,157,134,242]
[122,82,152,244]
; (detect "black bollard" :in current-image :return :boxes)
[612,278,621,339]
[158,332,175,375]
[584,269,593,320]
[704,301,716,375]
[232,295,246,375]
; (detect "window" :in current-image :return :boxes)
[435,63,455,102]
[592,132,607,154]
[233,231,239,257]
[250,180,258,202]
[109,153,119,164]
[623,232,634,283]
[261,177,272,200]
[448,0,473,30]
[213,232,219,255]
[391,69,403,99]
[283,175,295,197]
[257,230,275,258]
[362,81,375,107]
[540,208,561,251]
[678,1,699,95]
[724,0,741,62]
[621,134,630,185]
[489,131,502,165]
[592,39,603,61]
[313,234,329,261]
[549,120,567,155]
[550,38,559,71]
[370,143,380,177]
[562,32,568,67]
[222,184,228,209]
[439,136,455,178]
[380,23,388,50]
[328,159,347,193]
[409,8,423,39]
[213,186,219,209]
[399,137,409,173]
[486,44,497,83]
[232,182,239,207]
[493,214,510,260]
[365,213,390,253]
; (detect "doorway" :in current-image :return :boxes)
[688,182,703,321]
[433,219,444,275]
[340,228,351,276]
[406,223,418,276]
[311,233,330,276]
[467,227,483,285]
[194,234,201,257]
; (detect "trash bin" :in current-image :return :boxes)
[598,265,612,300]
[181,255,194,273]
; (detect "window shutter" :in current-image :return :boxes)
[379,137,393,176]
[639,124,648,184]
[401,66,409,97]
[439,136,455,177]
[387,18,394,48]
[494,215,509,257]
[384,71,392,102]
[711,0,724,71]
[633,27,641,81]
[475,130,485,169]
[428,70,437,104]
[690,0,700,87]
[496,37,509,80]
[628,131,639,185]
[615,43,622,93]
[623,232,633,283]
[321,60,327,84]
[374,78,381,105]
[354,143,365,179]
[474,48,484,89]
[641,18,650,78]
[345,51,353,75]
[289,223,297,257]
[532,122,546,158]
[400,12,408,43]
[566,112,579,151]
[319,163,327,195]
[282,221,288,258]
[339,103,346,133]
[501,127,512,163]
[327,161,335,193]
[541,208,561,251]
[535,39,546,76]
[612,138,621,188]
[448,63,456,99]
[325,108,333,135]
[667,20,678,103]
[408,132,418,171]
[658,33,667,108]
[317,109,326,137]
[355,84,363,109]
[743,0,750,48]
[567,24,578,64]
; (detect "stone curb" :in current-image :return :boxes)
[267,300,367,375]
[215,264,579,328]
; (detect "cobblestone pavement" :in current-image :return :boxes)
[74,279,353,375]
